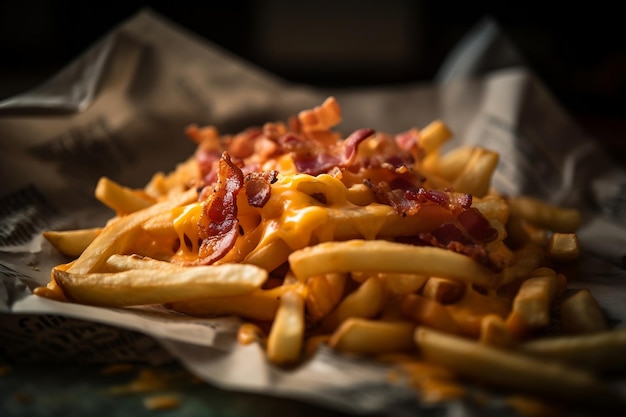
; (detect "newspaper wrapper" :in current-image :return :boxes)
[1,9,625,416]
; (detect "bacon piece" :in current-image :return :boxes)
[284,128,374,176]
[457,207,498,243]
[194,152,244,265]
[431,223,472,245]
[245,170,278,208]
[395,130,418,152]
[187,124,224,186]
[365,182,471,218]
[405,188,473,213]
[225,127,263,159]
[196,149,221,185]
[397,233,498,271]
[342,128,375,167]
[365,179,419,216]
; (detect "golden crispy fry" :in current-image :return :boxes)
[243,238,292,272]
[548,233,580,263]
[508,196,581,233]
[105,254,176,271]
[95,177,156,215]
[381,273,428,296]
[144,157,201,199]
[560,289,608,335]
[167,287,290,321]
[423,145,473,181]
[401,294,461,334]
[415,326,623,409]
[444,285,511,338]
[506,274,557,338]
[471,194,510,230]
[421,277,466,304]
[451,147,499,198]
[329,199,462,241]
[328,318,415,355]
[66,188,197,274]
[305,274,342,323]
[345,183,375,206]
[519,328,626,374]
[320,276,386,332]
[288,240,500,288]
[43,228,102,258]
[479,314,514,349]
[54,262,267,307]
[500,244,547,286]
[267,290,305,366]
[418,120,452,155]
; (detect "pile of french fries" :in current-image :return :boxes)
[37,98,625,413]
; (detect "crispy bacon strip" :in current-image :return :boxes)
[195,152,244,265]
[245,170,278,208]
[457,207,498,243]
[284,128,374,176]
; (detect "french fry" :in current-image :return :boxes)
[548,233,580,263]
[506,274,557,338]
[519,328,626,374]
[330,200,460,241]
[288,240,500,288]
[54,263,267,307]
[507,275,556,337]
[451,147,499,198]
[43,228,102,258]
[95,177,156,215]
[324,273,348,305]
[167,287,287,321]
[415,326,624,409]
[479,314,514,349]
[500,243,547,286]
[560,289,608,335]
[267,290,305,366]
[508,196,581,233]
[445,286,511,338]
[471,194,510,230]
[328,318,416,355]
[381,273,428,296]
[320,276,386,332]
[243,238,292,273]
[144,157,201,199]
[418,119,452,155]
[401,294,461,334]
[67,188,197,274]
[306,274,341,323]
[105,254,177,272]
[345,183,375,206]
[421,277,466,304]
[423,145,473,181]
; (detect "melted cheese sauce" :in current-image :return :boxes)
[169,173,416,265]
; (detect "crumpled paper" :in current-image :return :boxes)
[1,8,625,416]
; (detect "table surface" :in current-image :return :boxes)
[0,362,354,417]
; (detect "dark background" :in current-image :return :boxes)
[1,0,624,159]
